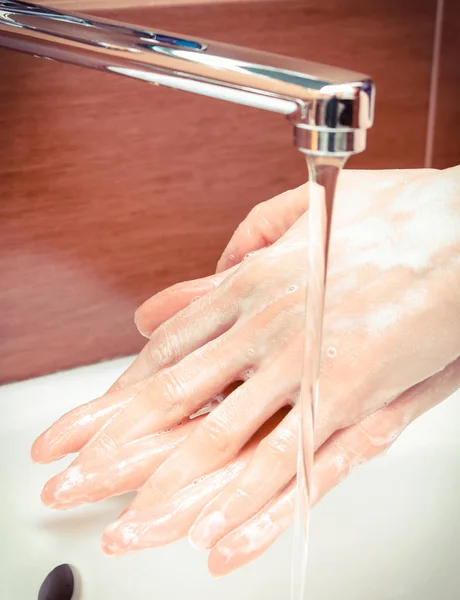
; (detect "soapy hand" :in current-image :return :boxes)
[32,167,460,575]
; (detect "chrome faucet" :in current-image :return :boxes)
[0,0,374,158]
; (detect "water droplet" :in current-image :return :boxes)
[327,347,337,358]
[336,455,344,465]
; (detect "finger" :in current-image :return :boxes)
[102,454,249,555]
[102,368,297,550]
[133,269,234,340]
[33,373,237,467]
[310,356,460,502]
[79,296,302,467]
[125,364,293,508]
[209,478,296,577]
[110,275,241,393]
[216,185,309,273]
[209,358,460,576]
[101,410,288,554]
[31,383,144,464]
[48,328,254,505]
[40,385,238,507]
[188,408,299,549]
[90,335,250,451]
[41,418,199,509]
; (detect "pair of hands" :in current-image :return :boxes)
[32,167,460,576]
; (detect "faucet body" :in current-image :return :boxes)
[0,0,374,156]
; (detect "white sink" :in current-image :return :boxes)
[1,358,459,599]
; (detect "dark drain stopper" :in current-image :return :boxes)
[38,564,75,600]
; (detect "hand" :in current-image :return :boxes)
[32,166,460,574]
[206,358,460,575]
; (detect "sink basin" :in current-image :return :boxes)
[1,357,459,599]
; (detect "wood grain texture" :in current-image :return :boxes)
[0,0,438,383]
[433,0,460,169]
[47,0,274,11]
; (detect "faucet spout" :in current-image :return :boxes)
[0,0,374,155]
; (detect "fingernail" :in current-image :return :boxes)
[101,519,139,555]
[42,465,86,505]
[41,478,64,506]
[213,543,234,562]
[189,511,226,550]
[31,439,44,463]
[102,507,176,554]
[101,522,125,555]
[136,326,151,339]
[47,499,80,510]
[133,315,151,339]
[31,431,59,463]
[208,544,238,577]
[41,480,53,502]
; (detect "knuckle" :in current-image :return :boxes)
[109,376,129,393]
[332,436,360,464]
[259,427,298,466]
[230,255,265,296]
[198,414,235,458]
[355,415,402,455]
[147,323,181,367]
[140,479,170,506]
[133,306,147,330]
[247,202,266,222]
[238,202,272,247]
[224,272,252,305]
[154,369,187,415]
[92,431,119,453]
[315,402,339,446]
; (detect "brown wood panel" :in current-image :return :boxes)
[0,0,436,383]
[48,0,274,11]
[433,0,460,169]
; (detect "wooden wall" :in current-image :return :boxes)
[48,0,271,9]
[1,0,459,383]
